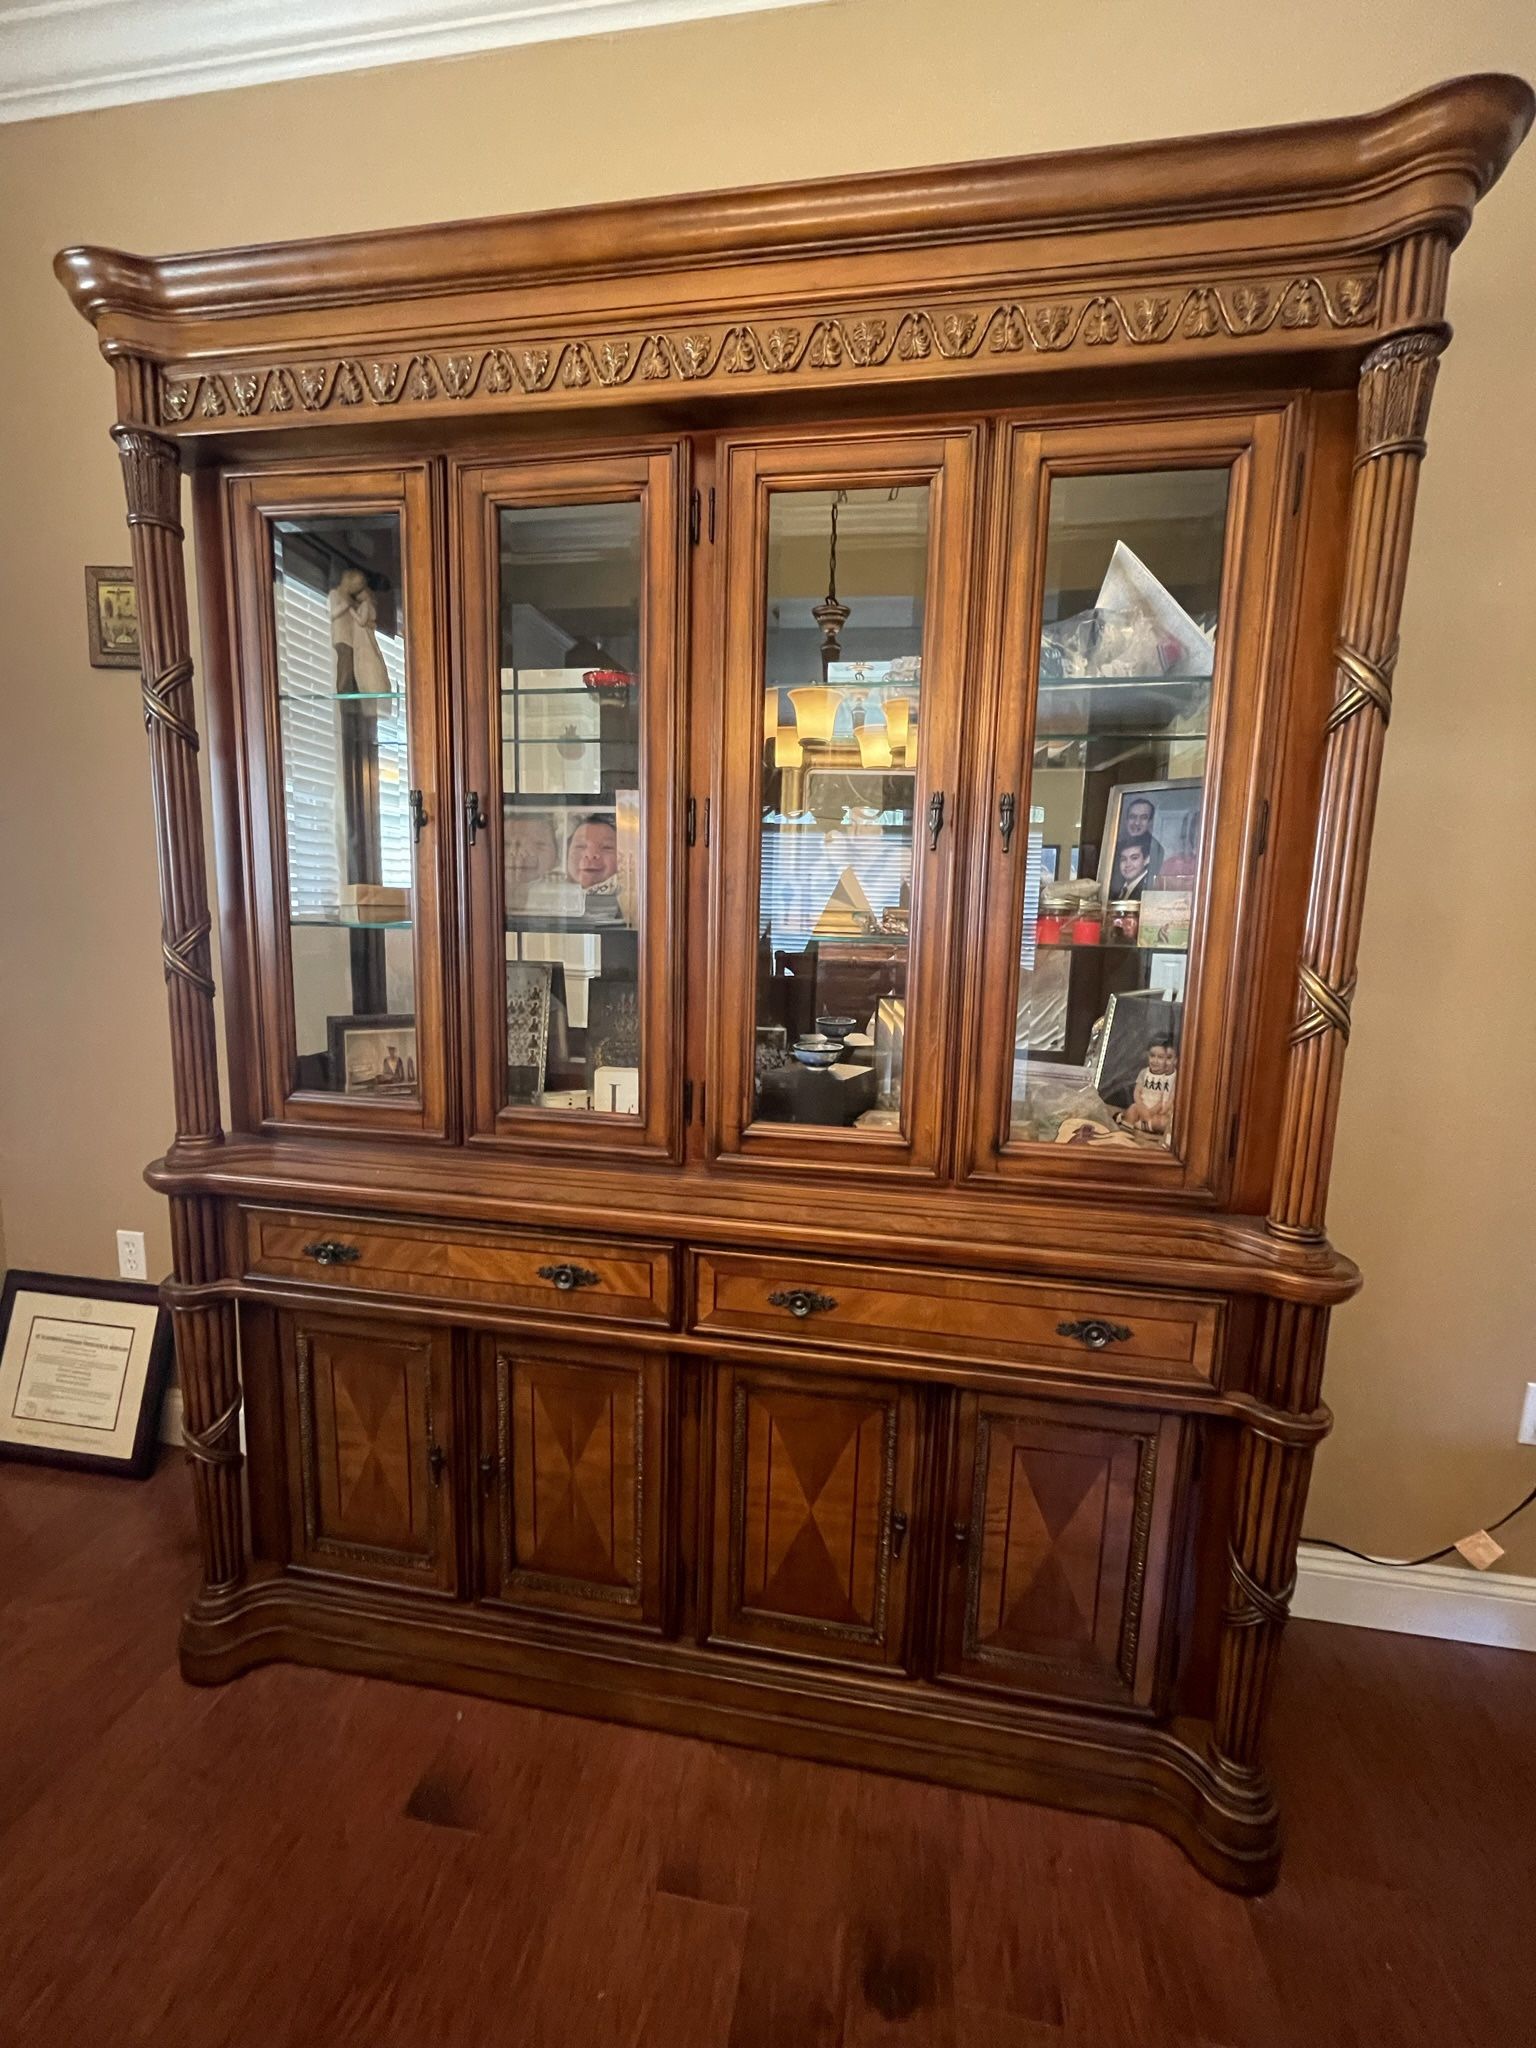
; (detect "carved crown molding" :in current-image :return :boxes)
[158,269,1380,427]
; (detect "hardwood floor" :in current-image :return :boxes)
[1,1459,1530,2048]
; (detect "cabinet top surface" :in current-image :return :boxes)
[56,75,1531,338]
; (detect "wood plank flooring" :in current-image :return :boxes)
[1,1459,1531,2048]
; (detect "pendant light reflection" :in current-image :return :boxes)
[855,720,892,769]
[787,685,839,746]
[882,694,911,762]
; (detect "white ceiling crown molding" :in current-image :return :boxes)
[0,0,832,125]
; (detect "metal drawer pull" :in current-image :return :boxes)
[302,1239,361,1266]
[537,1262,600,1293]
[890,1510,909,1561]
[1056,1317,1133,1351]
[767,1288,837,1319]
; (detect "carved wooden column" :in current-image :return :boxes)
[1213,299,1447,1776]
[114,414,245,1592]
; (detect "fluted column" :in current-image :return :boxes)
[1211,314,1447,1774]
[1268,326,1445,1240]
[114,419,244,1591]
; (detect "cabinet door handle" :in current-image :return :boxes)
[410,788,429,843]
[1056,1318,1133,1351]
[537,1262,599,1293]
[926,790,946,850]
[767,1288,837,1320]
[302,1239,361,1267]
[890,1510,909,1562]
[427,1442,446,1486]
[997,791,1016,852]
[479,1452,497,1493]
[465,791,488,845]
[952,1521,970,1554]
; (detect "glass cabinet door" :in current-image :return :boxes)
[964,414,1284,1191]
[713,431,976,1173]
[459,450,680,1155]
[229,465,446,1133]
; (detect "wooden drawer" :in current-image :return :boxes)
[692,1250,1218,1382]
[245,1207,673,1326]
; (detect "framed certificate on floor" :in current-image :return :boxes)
[0,1271,170,1479]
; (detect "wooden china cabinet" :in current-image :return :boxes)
[59,75,1530,1889]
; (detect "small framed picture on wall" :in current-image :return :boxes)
[85,565,141,669]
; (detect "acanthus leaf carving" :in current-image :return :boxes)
[594,339,631,386]
[1081,297,1120,346]
[762,325,800,372]
[155,269,1381,426]
[442,352,477,398]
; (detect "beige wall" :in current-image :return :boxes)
[0,0,1532,1569]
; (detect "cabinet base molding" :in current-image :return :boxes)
[179,1577,1281,1892]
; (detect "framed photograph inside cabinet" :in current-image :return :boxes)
[0,1271,170,1478]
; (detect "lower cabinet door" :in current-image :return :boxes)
[283,1310,456,1592]
[479,1342,664,1628]
[938,1393,1182,1709]
[709,1365,918,1669]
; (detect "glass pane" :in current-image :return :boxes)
[1009,468,1230,1153]
[274,514,418,1100]
[753,485,929,1132]
[498,500,643,1114]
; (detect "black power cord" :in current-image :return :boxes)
[1308,1478,1536,1569]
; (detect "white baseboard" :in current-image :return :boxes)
[159,1385,184,1448]
[1294,1542,1536,1652]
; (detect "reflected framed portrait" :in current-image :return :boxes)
[85,565,140,669]
[326,1013,418,1096]
[0,1270,170,1478]
[1100,778,1202,907]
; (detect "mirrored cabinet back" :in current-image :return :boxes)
[58,73,1533,1889]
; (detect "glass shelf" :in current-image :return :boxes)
[506,914,637,935]
[279,690,404,705]
[1034,731,1208,748]
[292,911,415,931]
[500,685,638,701]
[1030,938,1189,956]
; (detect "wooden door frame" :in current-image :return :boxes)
[453,441,686,1161]
[955,401,1299,1200]
[705,422,981,1181]
[226,458,451,1138]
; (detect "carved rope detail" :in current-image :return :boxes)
[157,271,1378,424]
[143,652,199,750]
[181,1390,243,1469]
[1289,963,1356,1048]
[1325,641,1395,733]
[163,914,215,999]
[1222,1547,1296,1631]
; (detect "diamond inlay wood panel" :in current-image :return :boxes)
[941,1394,1180,1708]
[484,1346,663,1626]
[285,1312,453,1590]
[713,1368,915,1667]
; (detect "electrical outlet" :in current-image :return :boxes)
[1519,1383,1536,1448]
[116,1229,147,1282]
